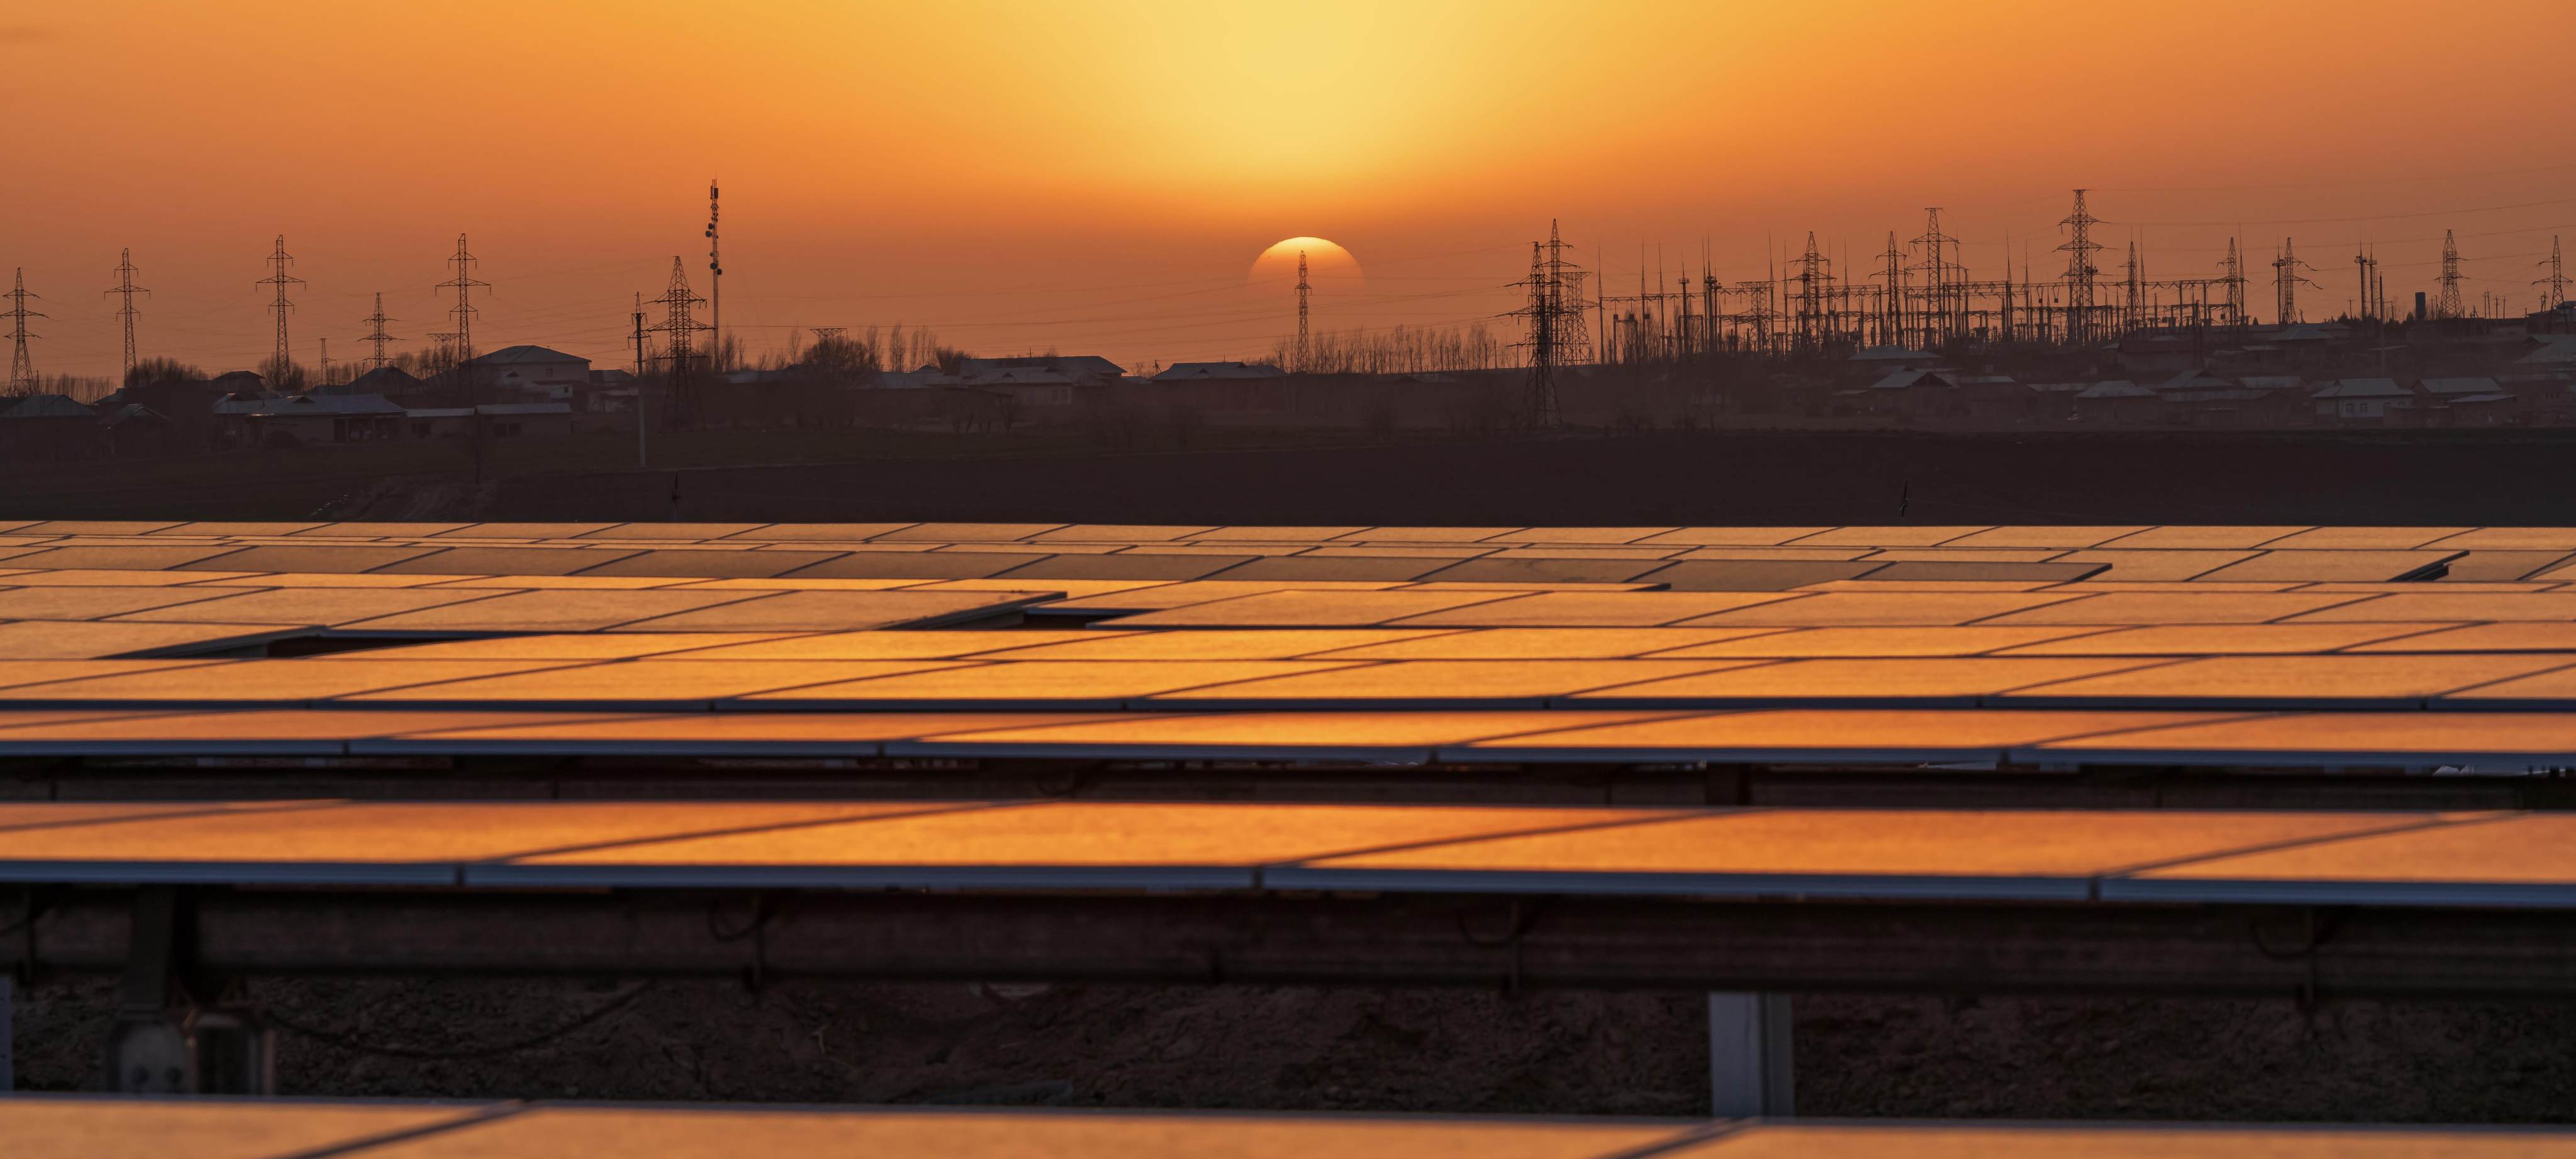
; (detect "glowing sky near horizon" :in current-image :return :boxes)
[3,0,2572,380]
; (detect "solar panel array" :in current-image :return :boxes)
[11,522,2576,1133]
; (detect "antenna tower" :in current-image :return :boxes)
[4,269,43,390]
[254,235,304,374]
[2536,236,2568,311]
[1295,249,1310,372]
[2435,230,2465,319]
[433,234,489,363]
[105,249,147,379]
[360,293,401,369]
[647,257,711,424]
[2056,189,2104,344]
[704,180,722,371]
[2272,238,2318,324]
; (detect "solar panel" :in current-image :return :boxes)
[1391,592,1807,628]
[1977,591,2373,626]
[1102,590,1527,628]
[2196,550,2460,582]
[0,1095,488,1159]
[345,659,977,709]
[1410,558,1673,585]
[111,587,502,626]
[571,549,847,578]
[1451,707,2236,764]
[601,590,1054,632]
[176,545,442,573]
[734,660,1367,710]
[1564,657,2163,707]
[2288,592,2576,622]
[2046,550,2258,581]
[1271,807,2415,899]
[2257,526,2470,549]
[1784,526,1993,546]
[1147,659,1758,709]
[1626,560,1883,591]
[374,546,645,576]
[0,619,303,659]
[2109,814,2576,906]
[1302,627,1780,660]
[985,628,1458,660]
[572,522,771,540]
[363,711,1146,756]
[486,800,1662,890]
[0,658,579,707]
[772,551,1052,580]
[1653,626,2104,658]
[334,589,770,633]
[1999,653,2576,709]
[1992,623,2460,656]
[2093,526,2314,548]
[1678,592,2084,628]
[1200,556,1465,581]
[886,710,1679,762]
[1939,525,2153,548]
[2024,711,2576,767]
[988,553,1256,580]
[0,585,251,620]
[637,629,1121,660]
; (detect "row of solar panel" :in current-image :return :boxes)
[16,519,2576,549]
[0,797,2565,906]
[1,706,2571,768]
[17,651,2576,709]
[20,1097,2560,1158]
[35,584,2576,636]
[2,539,2530,585]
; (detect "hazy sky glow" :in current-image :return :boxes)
[5,0,2572,379]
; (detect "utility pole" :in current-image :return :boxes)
[105,249,147,381]
[2436,230,2465,320]
[4,269,43,391]
[633,292,649,469]
[317,338,330,385]
[255,235,304,377]
[360,293,401,370]
[704,179,722,374]
[2057,189,2103,346]
[2536,236,2568,311]
[2353,244,2372,323]
[1295,249,1310,372]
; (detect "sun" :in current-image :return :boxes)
[1248,237,1364,287]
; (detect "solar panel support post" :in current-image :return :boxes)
[102,887,274,1097]
[1707,990,1794,1118]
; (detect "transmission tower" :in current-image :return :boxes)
[4,269,43,391]
[2536,236,2568,311]
[1295,249,1311,372]
[2056,189,2104,345]
[2122,240,2143,334]
[1875,231,1905,347]
[359,293,401,369]
[2216,237,2247,328]
[1507,220,1590,429]
[647,257,711,424]
[104,248,147,379]
[254,235,304,374]
[433,233,489,364]
[2272,238,2317,324]
[2436,230,2465,319]
[1910,208,1958,347]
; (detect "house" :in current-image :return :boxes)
[2073,380,2162,424]
[0,393,103,461]
[221,392,406,445]
[954,355,1124,384]
[1151,362,1286,384]
[462,345,593,397]
[316,365,428,401]
[403,401,573,440]
[2311,377,2412,422]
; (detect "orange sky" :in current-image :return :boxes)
[5,0,2572,380]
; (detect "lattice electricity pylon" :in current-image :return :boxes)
[647,257,713,424]
[433,234,489,362]
[360,293,402,369]
[254,235,304,373]
[1504,220,1592,430]
[2056,189,2104,345]
[4,268,43,390]
[105,249,147,379]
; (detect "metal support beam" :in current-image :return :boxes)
[1707,992,1793,1117]
[101,887,272,1095]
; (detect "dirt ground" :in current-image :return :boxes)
[14,978,2576,1121]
